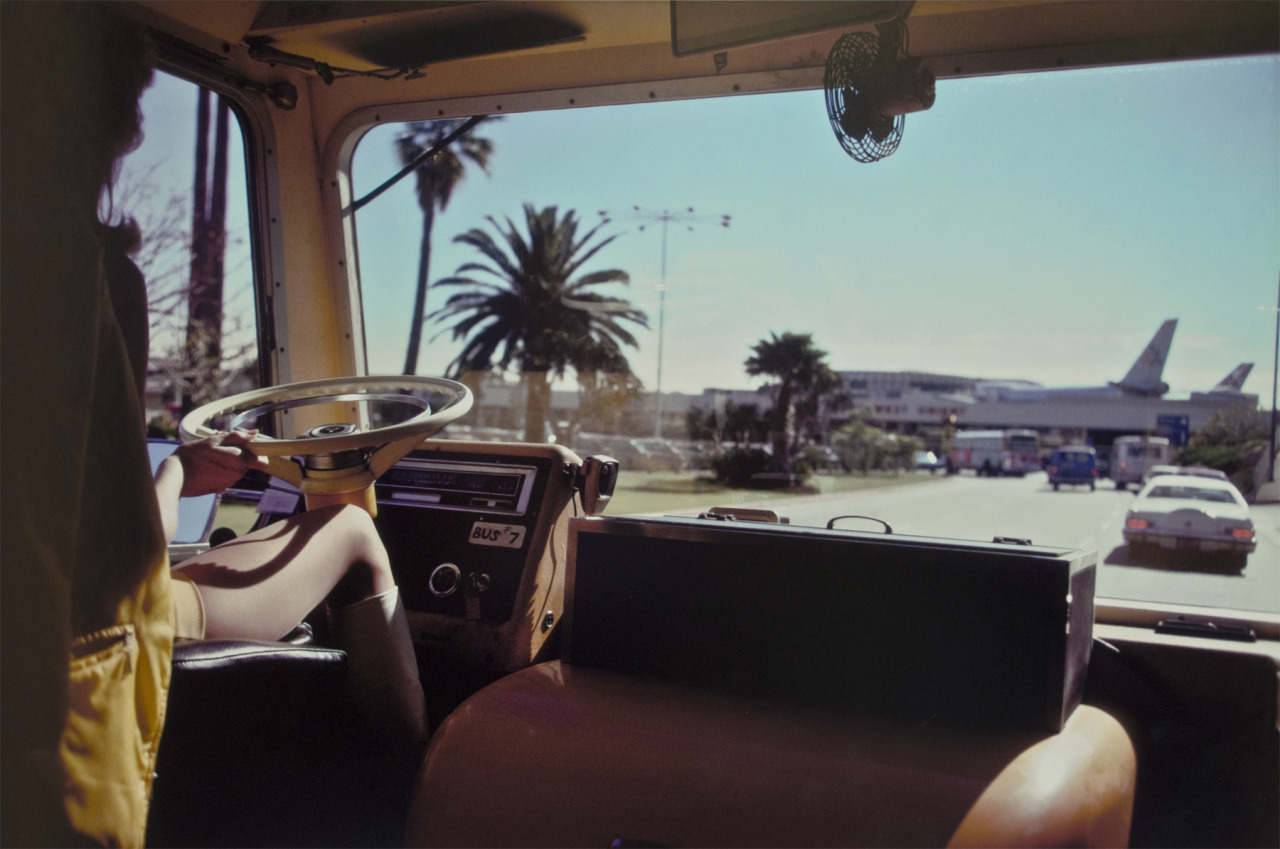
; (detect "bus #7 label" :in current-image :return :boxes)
[469,522,526,548]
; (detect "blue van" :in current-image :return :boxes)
[1048,446,1098,491]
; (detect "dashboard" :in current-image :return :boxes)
[371,440,583,721]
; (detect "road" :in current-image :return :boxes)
[665,471,1279,615]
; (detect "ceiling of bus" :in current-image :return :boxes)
[129,1,1278,86]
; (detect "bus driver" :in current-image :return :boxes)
[1,5,422,846]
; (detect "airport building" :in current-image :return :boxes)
[441,319,1260,455]
[825,371,1256,447]
[692,320,1260,452]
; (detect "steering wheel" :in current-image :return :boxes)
[179,376,472,507]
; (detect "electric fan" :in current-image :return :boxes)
[824,18,935,163]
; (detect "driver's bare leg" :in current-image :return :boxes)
[172,504,424,744]
[173,504,390,639]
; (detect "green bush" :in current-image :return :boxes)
[147,413,179,440]
[709,446,773,488]
[1179,404,1271,494]
[1178,443,1244,478]
[791,446,815,476]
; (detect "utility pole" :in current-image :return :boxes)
[183,88,230,414]
[1269,272,1278,483]
[599,207,730,438]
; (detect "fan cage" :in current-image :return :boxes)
[824,31,904,163]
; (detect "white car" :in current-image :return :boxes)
[1123,474,1256,570]
[1143,464,1229,483]
[914,450,944,473]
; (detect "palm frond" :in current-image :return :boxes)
[566,269,631,289]
[431,204,649,390]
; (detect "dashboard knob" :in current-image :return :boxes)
[428,563,462,598]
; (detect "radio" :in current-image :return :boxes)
[379,459,536,515]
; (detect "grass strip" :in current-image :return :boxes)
[608,470,947,515]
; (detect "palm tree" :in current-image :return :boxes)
[566,344,644,442]
[429,204,649,442]
[396,118,498,375]
[745,331,837,473]
[183,87,231,413]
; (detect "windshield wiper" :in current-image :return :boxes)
[1155,615,1257,643]
[349,114,488,213]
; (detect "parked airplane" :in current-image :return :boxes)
[1107,318,1177,396]
[975,319,1177,402]
[1210,362,1253,393]
[1190,362,1254,402]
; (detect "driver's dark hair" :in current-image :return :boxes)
[75,3,155,252]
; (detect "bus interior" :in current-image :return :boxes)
[7,2,1279,847]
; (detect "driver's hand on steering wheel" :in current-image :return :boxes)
[171,429,271,497]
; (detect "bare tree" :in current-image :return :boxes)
[116,163,255,433]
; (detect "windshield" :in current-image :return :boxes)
[1147,485,1238,504]
[352,56,1277,616]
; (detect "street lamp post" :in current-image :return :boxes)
[599,207,730,438]
[1253,272,1280,502]
[1269,272,1279,484]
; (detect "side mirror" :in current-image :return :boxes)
[577,455,619,516]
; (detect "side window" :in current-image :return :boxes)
[115,71,259,435]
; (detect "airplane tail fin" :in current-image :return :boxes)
[1112,319,1176,396]
[1210,363,1253,393]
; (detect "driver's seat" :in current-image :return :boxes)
[144,441,412,847]
[146,637,363,847]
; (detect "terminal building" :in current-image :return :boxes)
[825,321,1257,449]
[697,320,1259,452]
[451,319,1260,455]
[686,367,1256,454]
[826,369,1256,449]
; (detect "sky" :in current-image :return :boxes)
[124,55,1279,402]
[123,75,256,366]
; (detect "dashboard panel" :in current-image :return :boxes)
[378,454,550,623]
[373,440,583,720]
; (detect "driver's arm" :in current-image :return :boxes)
[153,430,269,543]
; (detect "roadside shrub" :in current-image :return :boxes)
[791,455,813,476]
[148,413,179,439]
[793,444,837,475]
[1180,404,1271,494]
[710,446,772,488]
[1178,443,1244,478]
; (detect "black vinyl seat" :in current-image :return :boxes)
[146,637,357,848]
[148,634,421,847]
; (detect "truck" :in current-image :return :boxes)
[948,429,1041,476]
[1110,435,1173,490]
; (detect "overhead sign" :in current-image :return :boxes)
[1157,414,1190,446]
